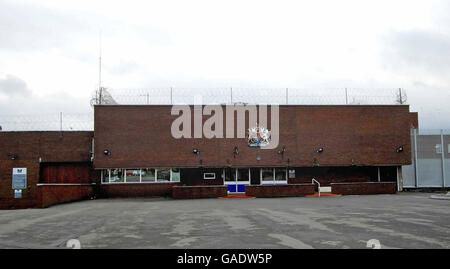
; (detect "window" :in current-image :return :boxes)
[142,168,156,182]
[101,168,180,183]
[110,169,124,183]
[157,168,171,182]
[261,168,287,184]
[224,168,235,182]
[204,173,216,180]
[261,168,274,182]
[102,170,110,183]
[126,169,141,182]
[171,168,180,182]
[237,168,249,181]
[275,168,287,181]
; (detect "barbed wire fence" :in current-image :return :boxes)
[1,88,406,131]
[96,87,406,105]
[0,113,94,132]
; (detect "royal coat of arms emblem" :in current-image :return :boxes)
[247,124,271,147]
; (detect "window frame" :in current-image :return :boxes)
[260,167,287,185]
[101,168,181,184]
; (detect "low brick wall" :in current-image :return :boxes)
[99,182,180,198]
[37,184,95,208]
[331,182,397,195]
[245,184,315,198]
[172,185,228,199]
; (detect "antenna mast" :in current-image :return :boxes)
[98,30,103,104]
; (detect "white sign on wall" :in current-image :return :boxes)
[12,168,27,190]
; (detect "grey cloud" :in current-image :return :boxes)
[106,60,141,75]
[0,1,90,51]
[0,1,172,53]
[380,30,450,76]
[0,74,31,97]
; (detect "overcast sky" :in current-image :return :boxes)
[0,0,449,129]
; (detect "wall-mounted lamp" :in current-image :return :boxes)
[278,146,286,156]
[103,149,111,156]
[396,146,404,153]
[233,146,239,158]
[256,155,261,161]
[10,154,17,160]
[316,147,324,153]
[193,148,200,155]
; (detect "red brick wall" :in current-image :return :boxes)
[288,166,378,186]
[172,185,228,199]
[99,182,180,198]
[0,131,96,209]
[0,160,39,209]
[246,184,315,198]
[37,184,94,208]
[94,105,413,169]
[331,182,397,195]
[0,131,93,163]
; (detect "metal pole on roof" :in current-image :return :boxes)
[413,128,419,188]
[346,88,348,104]
[98,30,102,105]
[286,88,288,105]
[59,112,63,136]
[230,87,233,104]
[440,129,446,188]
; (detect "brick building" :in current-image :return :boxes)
[0,104,418,208]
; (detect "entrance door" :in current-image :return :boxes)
[224,168,250,193]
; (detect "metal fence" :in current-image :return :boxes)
[403,129,450,188]
[97,87,406,105]
[0,113,94,131]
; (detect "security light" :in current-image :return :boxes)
[10,155,17,160]
[193,149,200,155]
[103,149,111,156]
[316,147,324,153]
[233,146,239,157]
[278,146,286,155]
[396,146,404,153]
